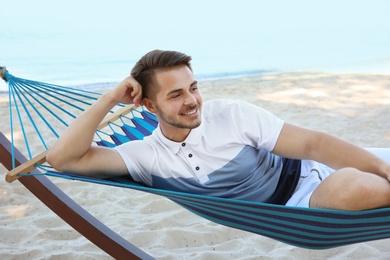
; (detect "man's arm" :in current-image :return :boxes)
[272,123,390,181]
[46,77,142,178]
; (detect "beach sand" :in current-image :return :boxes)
[1,72,390,259]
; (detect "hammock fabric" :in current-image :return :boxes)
[2,67,390,250]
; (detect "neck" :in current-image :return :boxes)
[159,124,191,142]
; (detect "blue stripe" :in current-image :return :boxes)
[41,171,390,249]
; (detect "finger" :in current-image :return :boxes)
[129,78,142,106]
[132,95,139,107]
[128,77,142,93]
[133,89,143,107]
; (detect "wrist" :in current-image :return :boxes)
[100,92,119,107]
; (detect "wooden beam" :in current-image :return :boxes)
[0,132,154,259]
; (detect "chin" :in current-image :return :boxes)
[190,119,202,129]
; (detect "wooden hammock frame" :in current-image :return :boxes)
[0,104,154,259]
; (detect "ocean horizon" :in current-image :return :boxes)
[1,0,389,92]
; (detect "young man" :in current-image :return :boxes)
[47,50,390,210]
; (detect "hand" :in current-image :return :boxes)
[108,76,143,107]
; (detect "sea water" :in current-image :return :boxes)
[1,0,389,92]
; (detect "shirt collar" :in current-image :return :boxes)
[156,121,204,154]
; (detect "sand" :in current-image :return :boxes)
[1,72,390,259]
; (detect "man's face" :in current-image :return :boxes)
[146,65,203,141]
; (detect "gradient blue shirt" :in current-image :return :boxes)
[115,99,296,203]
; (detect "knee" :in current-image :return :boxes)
[311,167,390,210]
[328,168,370,208]
[345,168,390,197]
[346,173,390,210]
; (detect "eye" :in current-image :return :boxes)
[171,93,181,99]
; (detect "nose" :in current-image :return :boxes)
[183,92,197,106]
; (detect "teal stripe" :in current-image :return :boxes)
[42,171,390,249]
[180,206,390,249]
[166,194,390,227]
[169,196,390,240]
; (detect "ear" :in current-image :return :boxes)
[142,98,157,113]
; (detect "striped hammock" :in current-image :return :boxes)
[2,67,390,250]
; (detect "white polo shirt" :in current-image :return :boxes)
[115,99,298,203]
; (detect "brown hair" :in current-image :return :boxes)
[131,50,192,99]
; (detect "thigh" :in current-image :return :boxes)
[310,167,390,210]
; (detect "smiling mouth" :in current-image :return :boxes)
[182,108,198,116]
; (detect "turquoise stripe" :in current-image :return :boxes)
[42,170,390,249]
[112,132,131,144]
[180,206,390,249]
[42,171,390,248]
[122,124,145,140]
[159,196,390,236]
[169,196,389,239]
[166,194,390,227]
[132,116,156,133]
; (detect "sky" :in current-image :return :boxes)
[1,0,389,90]
[3,0,389,33]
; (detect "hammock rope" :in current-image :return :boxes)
[2,67,390,250]
[2,68,130,161]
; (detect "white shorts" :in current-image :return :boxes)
[284,148,390,208]
[285,160,334,208]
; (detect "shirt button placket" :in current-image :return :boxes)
[188,152,199,171]
[181,143,202,179]
[187,152,198,171]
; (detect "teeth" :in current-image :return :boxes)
[184,109,197,115]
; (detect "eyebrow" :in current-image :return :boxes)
[166,80,198,96]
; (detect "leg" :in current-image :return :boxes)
[310,167,390,210]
